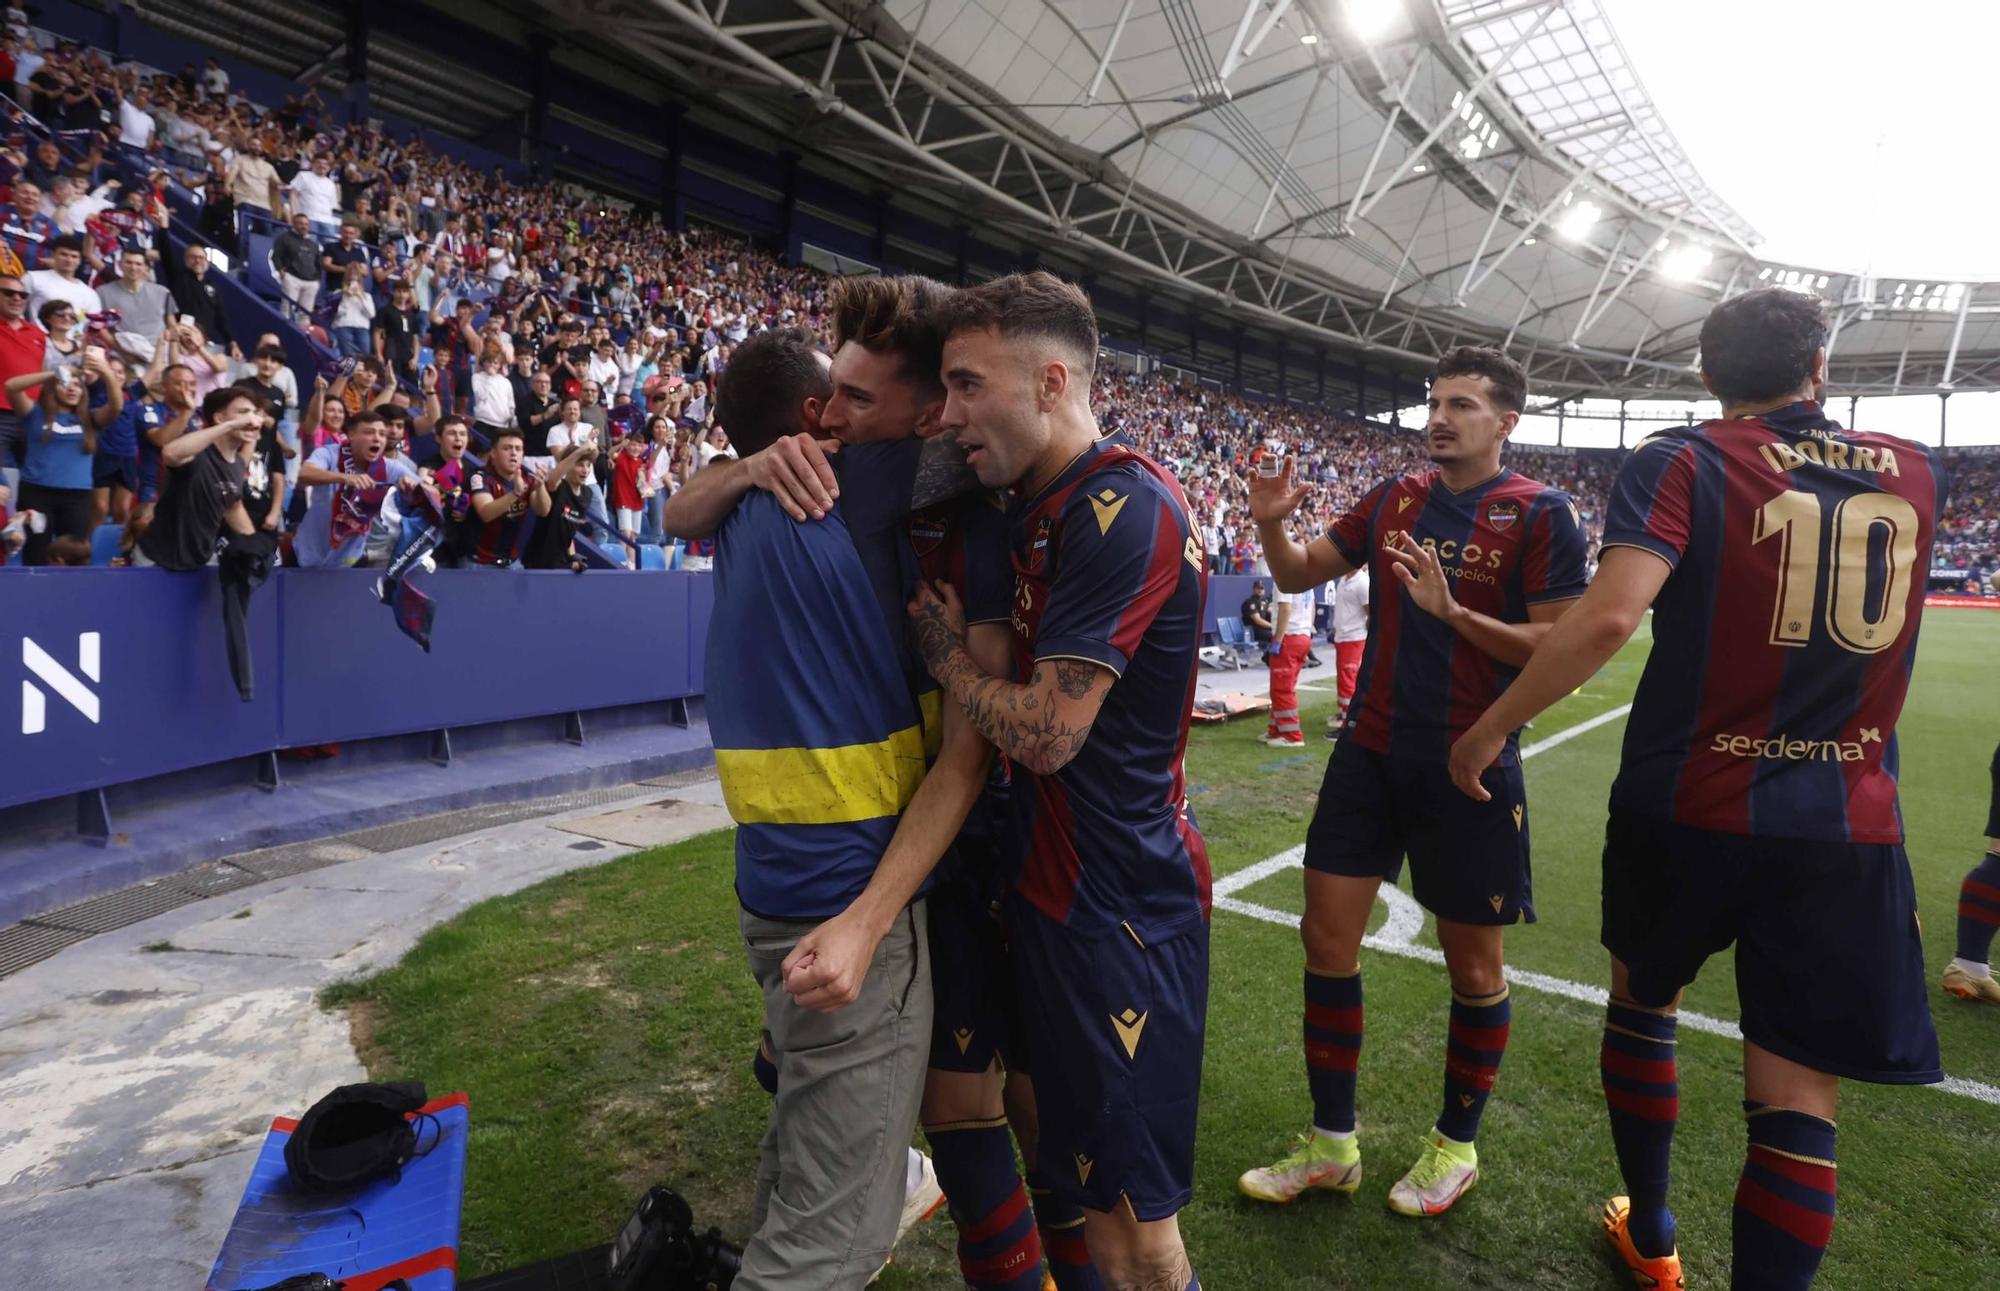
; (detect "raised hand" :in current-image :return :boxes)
[1247,456,1310,524]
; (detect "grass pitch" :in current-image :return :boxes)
[325,609,2000,1288]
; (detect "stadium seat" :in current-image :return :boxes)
[207,1092,469,1291]
[1215,616,1264,669]
[638,544,667,571]
[90,523,123,566]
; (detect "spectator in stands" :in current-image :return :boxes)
[640,412,674,545]
[291,406,417,567]
[235,371,287,535]
[466,426,540,569]
[330,262,376,358]
[164,242,234,355]
[577,377,611,438]
[90,351,143,527]
[134,387,263,571]
[586,334,621,393]
[320,218,370,294]
[270,211,321,322]
[287,152,340,242]
[96,247,175,359]
[226,135,282,224]
[40,300,80,369]
[374,279,423,383]
[119,81,157,151]
[0,178,57,272]
[526,441,600,571]
[174,319,231,399]
[0,271,48,470]
[24,234,101,321]
[694,422,734,472]
[610,424,650,564]
[418,413,475,566]
[515,363,558,454]
[470,346,515,443]
[44,173,111,244]
[6,348,122,563]
[201,57,229,99]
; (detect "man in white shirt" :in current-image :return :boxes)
[287,154,341,242]
[1263,585,1318,746]
[24,235,102,321]
[118,84,156,149]
[542,395,611,536]
[1328,566,1370,736]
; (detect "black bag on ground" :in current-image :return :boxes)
[283,1081,429,1191]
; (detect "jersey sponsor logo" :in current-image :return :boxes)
[1089,487,1127,534]
[1756,437,1902,478]
[1486,500,1521,531]
[1110,1007,1148,1060]
[1708,729,1877,763]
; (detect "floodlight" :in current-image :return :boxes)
[1660,243,1713,282]
[1300,32,1320,44]
[1412,162,1428,173]
[1556,200,1602,240]
[1346,0,1402,42]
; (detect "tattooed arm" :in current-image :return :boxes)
[908,579,1114,776]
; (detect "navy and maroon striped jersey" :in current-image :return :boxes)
[1602,400,1948,844]
[1326,466,1589,763]
[1008,434,1211,941]
[467,466,536,566]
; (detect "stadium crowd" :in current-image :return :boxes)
[0,19,1986,599]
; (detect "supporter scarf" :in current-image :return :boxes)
[432,455,473,523]
[375,483,448,652]
[329,446,390,552]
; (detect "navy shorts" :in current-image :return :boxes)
[1304,738,1535,925]
[927,868,1023,1075]
[1007,897,1208,1221]
[1601,811,1942,1085]
[92,452,136,491]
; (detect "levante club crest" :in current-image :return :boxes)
[1486,500,1521,531]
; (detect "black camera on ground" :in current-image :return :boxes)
[608,1186,741,1291]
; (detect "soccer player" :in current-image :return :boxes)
[1448,288,1947,1289]
[911,271,1210,1291]
[1944,744,2000,1004]
[1237,346,1588,1217]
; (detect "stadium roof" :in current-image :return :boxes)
[160,0,2000,406]
[522,0,2000,405]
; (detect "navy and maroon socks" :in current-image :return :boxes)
[1026,1166,1101,1290]
[1303,966,1362,1134]
[1955,851,2000,968]
[927,1117,1043,1290]
[1602,999,1679,1257]
[1734,1102,1837,1289]
[1437,984,1511,1143]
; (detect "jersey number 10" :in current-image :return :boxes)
[1752,489,1919,654]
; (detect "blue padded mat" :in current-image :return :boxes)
[206,1091,469,1291]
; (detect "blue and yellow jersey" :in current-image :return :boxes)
[708,490,928,919]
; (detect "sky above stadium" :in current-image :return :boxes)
[1605,0,2000,282]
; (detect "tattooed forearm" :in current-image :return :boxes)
[910,596,1107,774]
[947,660,1098,776]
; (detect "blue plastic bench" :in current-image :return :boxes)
[206,1091,470,1291]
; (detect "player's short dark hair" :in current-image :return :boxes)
[1431,346,1527,415]
[715,326,828,457]
[1698,288,1828,405]
[201,385,257,422]
[943,271,1098,381]
[830,274,954,399]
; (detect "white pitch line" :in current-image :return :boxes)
[1214,704,2000,1108]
